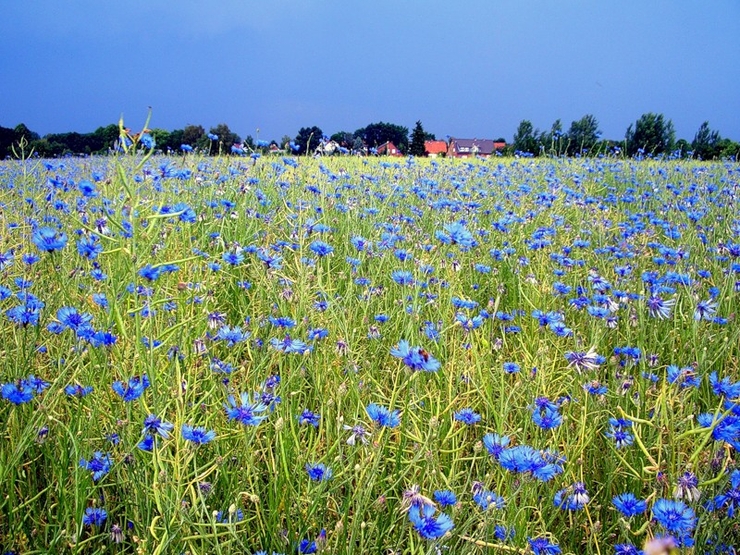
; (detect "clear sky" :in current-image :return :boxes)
[2,0,739,142]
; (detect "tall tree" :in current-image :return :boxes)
[355,122,409,154]
[691,121,721,160]
[567,114,601,156]
[182,124,206,150]
[295,126,323,155]
[209,123,241,155]
[409,120,428,157]
[513,120,539,155]
[625,113,675,156]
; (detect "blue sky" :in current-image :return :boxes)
[2,0,739,142]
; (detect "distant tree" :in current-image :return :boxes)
[182,124,206,150]
[409,120,428,157]
[295,126,323,155]
[209,123,241,155]
[567,114,601,156]
[717,138,740,160]
[355,122,409,154]
[674,138,691,158]
[280,135,293,150]
[513,120,539,155]
[330,131,355,147]
[14,123,40,143]
[625,113,675,156]
[691,121,721,160]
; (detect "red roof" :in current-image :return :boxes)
[377,141,402,156]
[425,140,448,155]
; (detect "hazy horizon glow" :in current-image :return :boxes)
[2,1,739,142]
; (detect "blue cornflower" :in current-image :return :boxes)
[214,325,250,346]
[498,445,564,482]
[224,393,268,426]
[222,251,244,266]
[64,384,94,398]
[482,433,510,460]
[268,316,295,328]
[532,403,563,430]
[646,295,675,319]
[181,424,216,445]
[694,299,717,321]
[77,236,103,260]
[309,240,334,257]
[454,408,481,425]
[433,490,457,508]
[305,462,332,482]
[564,347,603,373]
[269,335,311,355]
[503,362,520,374]
[613,543,642,555]
[651,499,696,542]
[707,469,740,517]
[298,409,320,427]
[553,482,589,510]
[472,483,505,510]
[435,222,475,249]
[2,381,34,404]
[112,374,150,402]
[366,403,401,428]
[216,508,244,523]
[138,264,162,281]
[391,270,414,285]
[407,504,454,540]
[142,414,174,438]
[138,435,155,451]
[528,537,561,555]
[709,371,740,400]
[32,227,67,252]
[390,340,440,372]
[612,493,647,518]
[82,507,107,527]
[79,451,113,481]
[56,306,93,332]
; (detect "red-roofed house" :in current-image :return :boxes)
[376,141,403,156]
[425,140,448,157]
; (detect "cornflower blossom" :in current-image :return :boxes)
[612,493,647,518]
[32,227,67,252]
[646,295,676,319]
[305,463,332,482]
[224,393,269,426]
[407,504,454,540]
[390,340,441,372]
[553,482,589,510]
[528,537,561,555]
[298,409,320,427]
[64,384,94,398]
[564,347,603,373]
[454,408,481,425]
[112,374,150,402]
[82,507,107,527]
[673,472,700,502]
[214,325,249,346]
[472,482,506,511]
[693,298,717,321]
[433,490,457,508]
[606,418,634,449]
[706,469,740,516]
[401,484,436,512]
[79,451,113,481]
[142,415,174,438]
[366,403,401,428]
[181,424,216,445]
[344,423,370,446]
[651,499,696,545]
[497,445,564,482]
[482,433,510,460]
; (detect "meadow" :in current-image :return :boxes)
[1,138,739,554]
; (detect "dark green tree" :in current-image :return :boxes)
[625,113,675,156]
[513,120,539,155]
[295,126,323,155]
[182,124,206,150]
[355,122,409,154]
[409,120,428,157]
[691,121,721,160]
[330,131,355,147]
[209,123,241,155]
[567,114,601,156]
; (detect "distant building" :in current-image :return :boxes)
[376,141,403,156]
[448,138,505,158]
[424,140,448,157]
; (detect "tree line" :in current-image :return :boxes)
[1,113,738,160]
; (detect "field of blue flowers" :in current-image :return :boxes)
[1,137,739,554]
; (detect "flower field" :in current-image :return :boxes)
[1,145,739,554]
